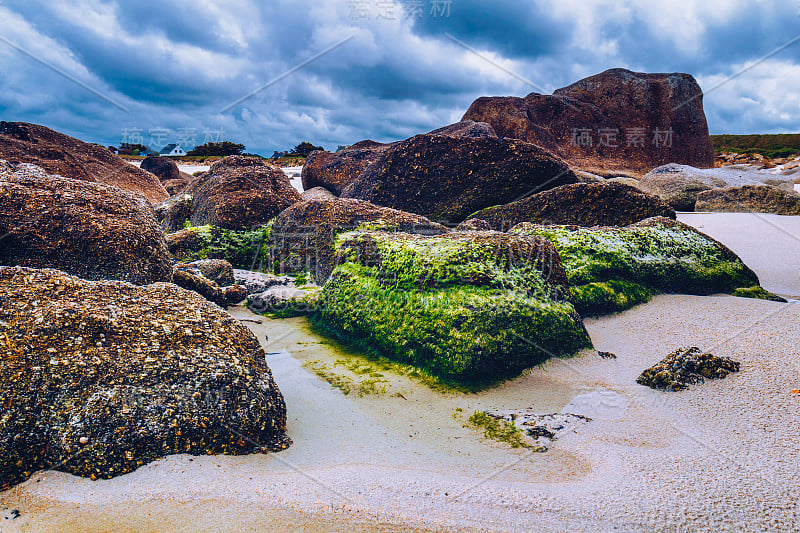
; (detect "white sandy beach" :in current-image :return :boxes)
[2,214,799,532]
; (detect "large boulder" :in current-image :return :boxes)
[0,161,172,285]
[512,217,761,315]
[315,230,591,383]
[341,134,578,223]
[638,164,729,211]
[426,120,498,139]
[160,156,300,231]
[141,156,180,182]
[270,197,449,283]
[462,68,715,173]
[695,185,800,214]
[0,122,168,203]
[301,141,393,196]
[0,266,289,491]
[470,182,676,230]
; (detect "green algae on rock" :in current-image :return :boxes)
[314,230,591,384]
[511,216,761,314]
[0,266,289,491]
[166,222,273,270]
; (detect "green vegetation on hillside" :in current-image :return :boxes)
[711,134,800,158]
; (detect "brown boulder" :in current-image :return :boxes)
[301,141,393,195]
[141,156,179,182]
[160,155,300,231]
[462,68,714,173]
[341,134,578,223]
[0,161,172,285]
[426,120,498,139]
[695,185,800,214]
[0,122,168,203]
[270,197,449,283]
[470,182,676,230]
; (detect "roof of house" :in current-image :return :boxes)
[159,144,182,154]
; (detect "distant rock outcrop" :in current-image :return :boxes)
[341,134,578,222]
[141,156,179,182]
[0,266,289,491]
[462,68,715,173]
[0,122,168,203]
[470,182,675,230]
[695,185,800,214]
[160,156,300,231]
[270,197,449,283]
[0,161,172,285]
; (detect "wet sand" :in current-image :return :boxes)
[2,215,799,532]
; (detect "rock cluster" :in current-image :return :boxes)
[0,121,168,203]
[160,156,300,231]
[0,266,289,491]
[636,347,740,391]
[0,161,173,285]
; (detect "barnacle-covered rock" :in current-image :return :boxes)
[0,266,289,491]
[637,347,740,391]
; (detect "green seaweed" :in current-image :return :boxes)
[315,262,590,385]
[466,411,543,450]
[513,223,759,312]
[570,280,652,315]
[183,221,273,270]
[731,286,787,302]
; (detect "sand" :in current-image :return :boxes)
[1,214,799,532]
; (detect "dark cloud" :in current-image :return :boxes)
[0,0,798,154]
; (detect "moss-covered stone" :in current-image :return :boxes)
[511,217,760,313]
[314,231,591,384]
[732,285,787,302]
[166,222,272,270]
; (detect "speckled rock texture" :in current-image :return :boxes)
[301,141,394,196]
[0,122,168,203]
[172,264,245,308]
[141,156,179,182]
[270,197,449,283]
[695,185,800,214]
[462,68,714,173]
[0,266,289,491]
[470,182,676,230]
[637,347,740,391]
[341,133,578,223]
[0,161,172,285]
[160,156,300,231]
[426,120,498,139]
[190,259,235,287]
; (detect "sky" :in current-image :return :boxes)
[0,0,798,155]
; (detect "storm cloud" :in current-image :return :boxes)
[0,0,798,154]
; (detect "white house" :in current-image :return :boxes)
[159,143,187,157]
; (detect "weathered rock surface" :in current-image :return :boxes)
[270,197,449,283]
[695,185,800,214]
[470,182,675,230]
[0,266,289,491]
[141,156,179,182]
[341,134,578,222]
[190,259,235,287]
[638,164,728,210]
[427,120,498,139]
[0,122,168,203]
[301,142,393,196]
[160,156,300,231]
[233,269,293,296]
[316,229,590,382]
[637,347,740,391]
[0,161,172,285]
[247,283,321,317]
[462,68,715,173]
[172,264,244,308]
[300,187,337,201]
